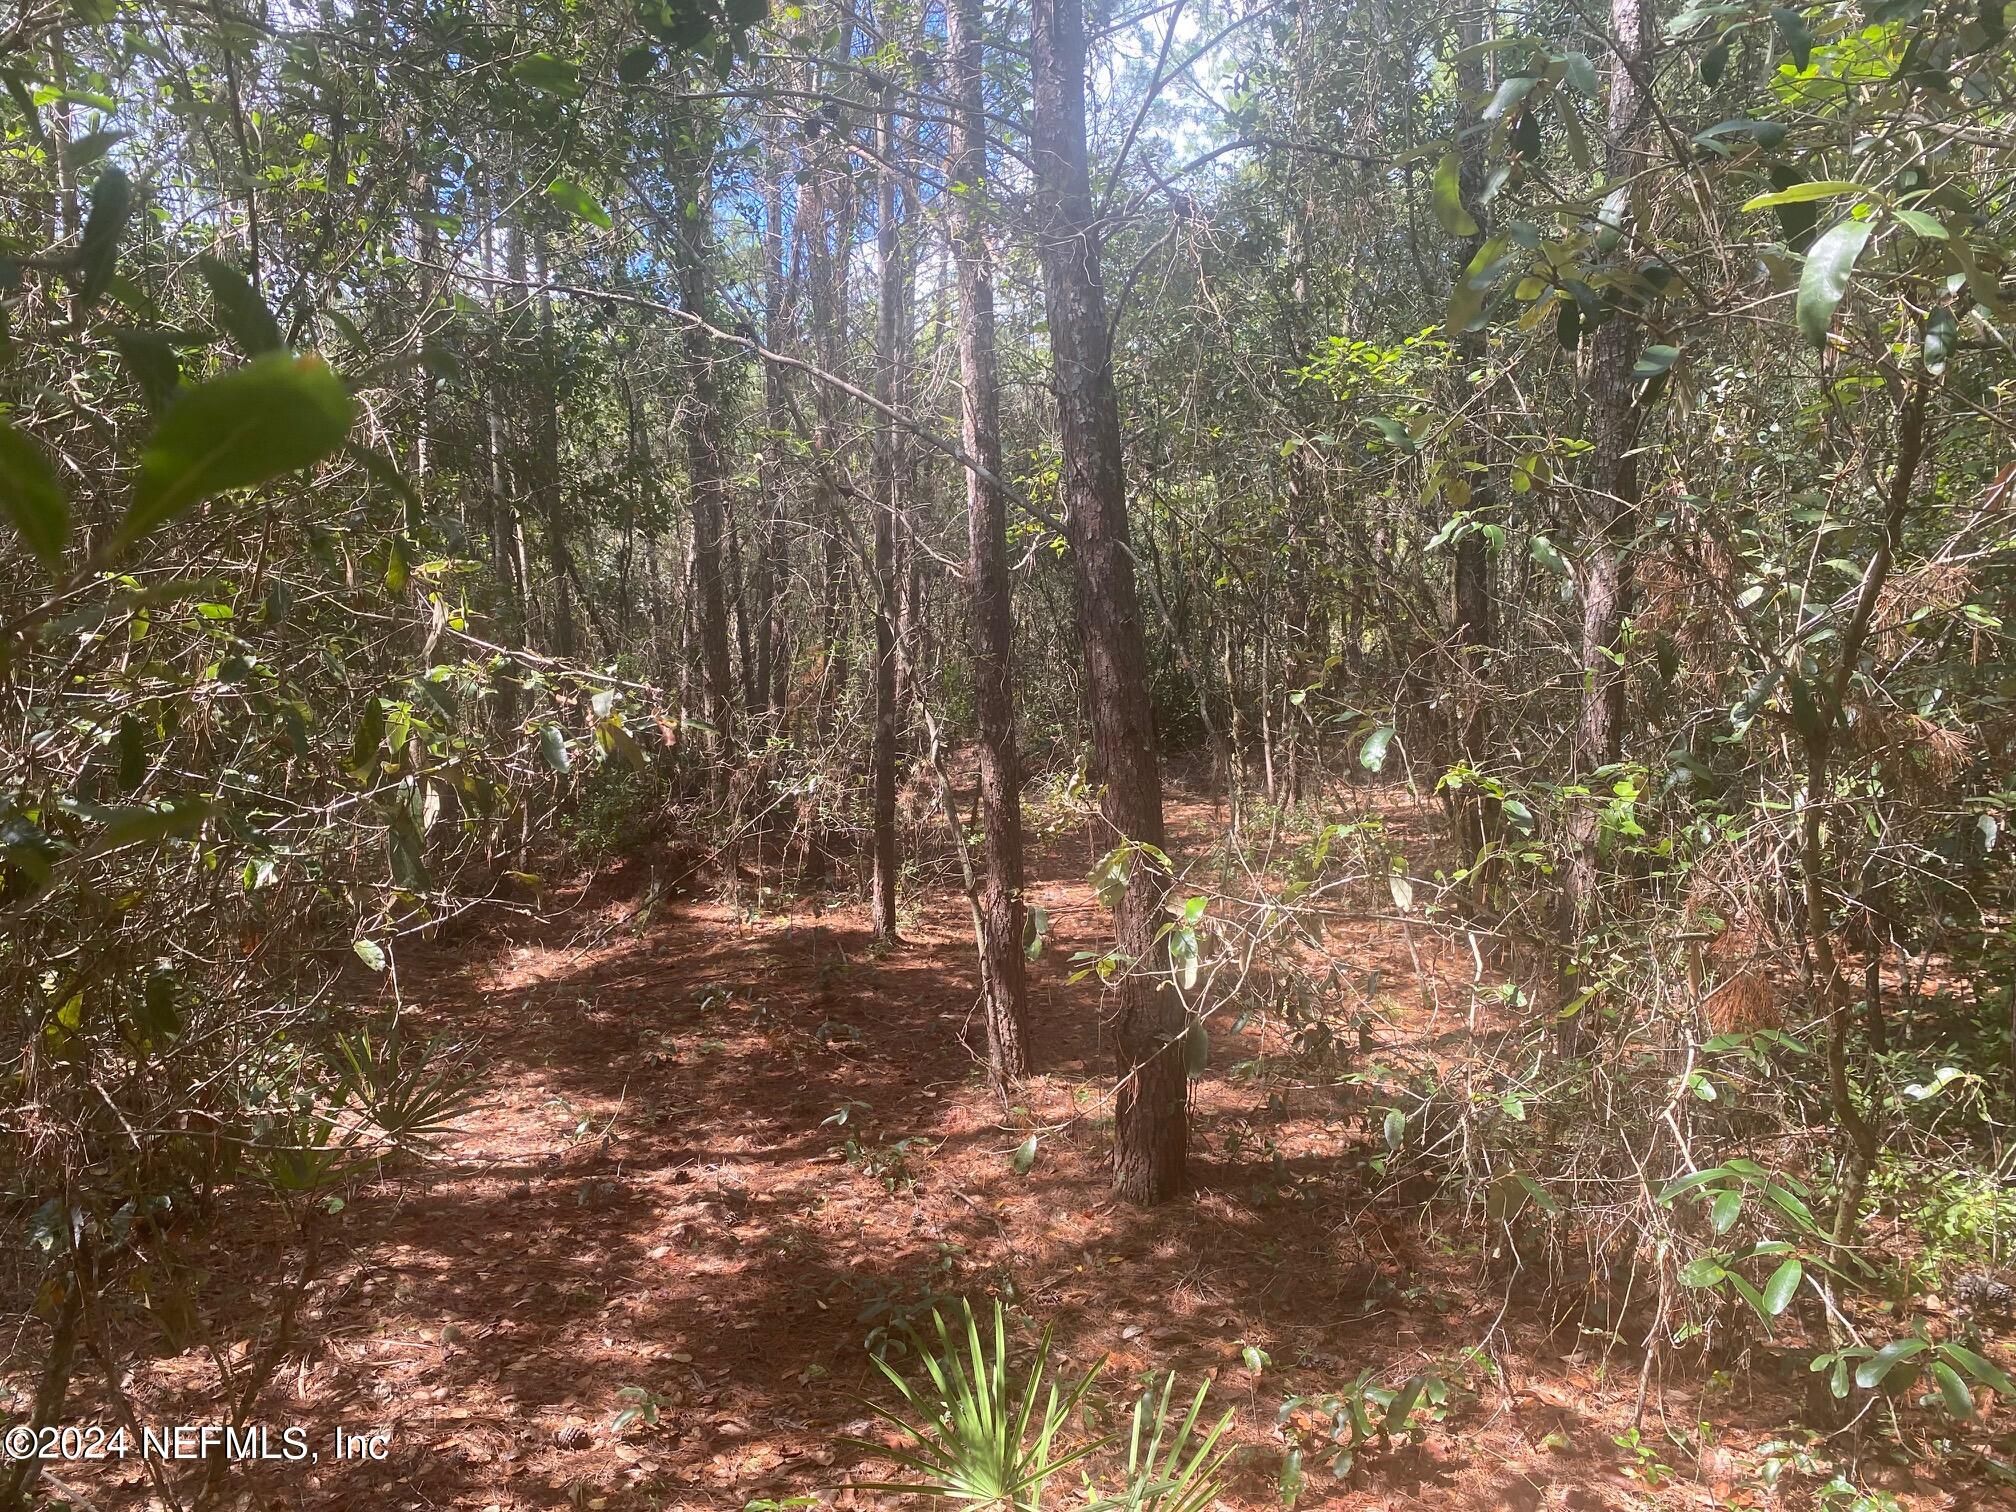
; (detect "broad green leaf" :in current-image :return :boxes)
[113,329,182,413]
[1931,1361,1974,1419]
[1678,1256,1726,1288]
[1761,1256,1803,1316]
[197,255,284,354]
[1795,220,1872,350]
[1942,1342,2016,1397]
[1699,38,1728,86]
[352,937,387,971]
[1383,1107,1406,1151]
[1480,75,1538,121]
[1741,181,1870,212]
[73,165,131,305]
[1693,118,1788,151]
[1446,232,1509,333]
[1530,535,1571,578]
[1360,724,1396,772]
[0,421,69,572]
[1854,1336,1927,1390]
[1772,5,1814,70]
[1012,1134,1037,1174]
[1893,208,1947,240]
[538,725,572,772]
[1633,344,1680,379]
[1710,1188,1742,1234]
[62,128,125,170]
[121,353,353,544]
[1183,1020,1210,1073]
[617,45,658,83]
[546,178,612,229]
[1432,152,1477,237]
[509,53,582,97]
[1924,305,1957,374]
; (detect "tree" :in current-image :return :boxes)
[946,0,1030,1080]
[1031,0,1186,1203]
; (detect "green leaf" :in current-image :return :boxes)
[352,937,387,971]
[1893,207,1947,240]
[1941,1342,2016,1397]
[0,421,70,572]
[1383,1107,1405,1152]
[73,165,131,305]
[1795,220,1873,350]
[1772,5,1814,70]
[1633,344,1680,380]
[509,52,582,97]
[1184,1020,1210,1073]
[1678,1256,1726,1288]
[617,45,658,83]
[1931,1361,1974,1419]
[62,128,125,170]
[1022,904,1049,961]
[1359,724,1396,772]
[1854,1336,1927,1390]
[1710,1189,1742,1234]
[1761,1256,1803,1316]
[1530,535,1571,578]
[121,353,353,544]
[197,255,284,355]
[1699,38,1728,86]
[1446,232,1509,333]
[538,725,572,773]
[1432,152,1477,237]
[545,178,612,229]
[1693,118,1788,151]
[1741,180,1870,211]
[1012,1134,1037,1174]
[113,329,182,413]
[1924,305,1957,374]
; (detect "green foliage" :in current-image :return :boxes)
[123,352,354,544]
[843,1299,1109,1509]
[1083,1373,1234,1512]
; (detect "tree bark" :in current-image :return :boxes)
[868,83,904,941]
[947,0,1030,1080]
[1557,0,1652,1037]
[672,145,738,762]
[1031,0,1185,1203]
[1451,5,1498,908]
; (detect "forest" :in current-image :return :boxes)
[4,0,2016,1505]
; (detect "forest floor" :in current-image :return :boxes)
[63,785,1964,1511]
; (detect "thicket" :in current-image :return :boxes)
[4,0,2016,1503]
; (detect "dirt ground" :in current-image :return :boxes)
[45,789,1987,1510]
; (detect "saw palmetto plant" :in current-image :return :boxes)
[844,1299,1109,1509]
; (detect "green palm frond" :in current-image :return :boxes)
[841,1298,1110,1509]
[1085,1372,1236,1512]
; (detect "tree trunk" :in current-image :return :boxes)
[1557,0,1652,1036]
[947,0,1030,1081]
[1451,7,1498,908]
[868,83,904,941]
[672,147,738,762]
[1031,0,1185,1203]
